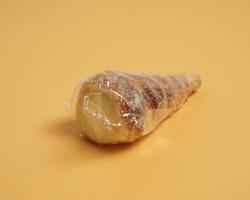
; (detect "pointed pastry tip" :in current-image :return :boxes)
[189,74,202,92]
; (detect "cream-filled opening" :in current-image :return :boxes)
[76,91,129,144]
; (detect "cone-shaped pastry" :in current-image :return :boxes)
[71,71,201,144]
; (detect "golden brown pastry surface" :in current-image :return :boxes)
[72,71,201,144]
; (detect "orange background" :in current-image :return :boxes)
[1,0,250,199]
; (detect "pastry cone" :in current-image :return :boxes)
[72,71,201,144]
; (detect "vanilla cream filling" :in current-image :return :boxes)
[77,91,129,144]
